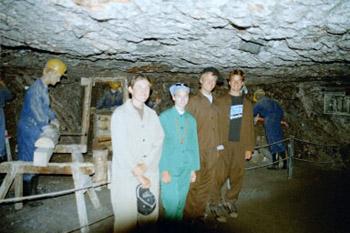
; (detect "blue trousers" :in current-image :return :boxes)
[161,170,192,220]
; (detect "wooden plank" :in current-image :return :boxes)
[0,166,16,199]
[14,173,23,210]
[86,178,101,209]
[80,77,92,86]
[5,130,12,161]
[88,76,127,83]
[54,144,87,154]
[0,162,94,175]
[72,163,90,233]
[72,148,101,208]
[92,150,108,184]
[80,81,93,146]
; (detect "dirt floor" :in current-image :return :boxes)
[1,158,350,233]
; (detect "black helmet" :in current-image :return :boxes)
[136,184,156,215]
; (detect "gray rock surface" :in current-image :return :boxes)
[1,0,350,78]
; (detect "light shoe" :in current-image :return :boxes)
[209,203,227,223]
[224,202,238,218]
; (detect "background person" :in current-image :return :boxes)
[0,79,13,163]
[253,88,288,169]
[17,58,66,196]
[96,81,123,110]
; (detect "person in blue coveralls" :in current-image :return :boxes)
[17,58,67,196]
[159,83,200,220]
[253,89,288,169]
[96,81,123,110]
[0,79,13,163]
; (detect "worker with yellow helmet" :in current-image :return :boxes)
[96,81,123,110]
[17,58,67,196]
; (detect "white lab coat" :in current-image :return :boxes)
[110,100,164,233]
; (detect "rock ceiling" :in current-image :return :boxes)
[1,0,350,80]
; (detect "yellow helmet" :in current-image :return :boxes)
[45,58,67,76]
[109,81,121,90]
[253,89,265,102]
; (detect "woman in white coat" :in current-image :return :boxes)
[110,75,164,233]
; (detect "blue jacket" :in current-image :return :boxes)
[0,86,12,156]
[159,107,200,176]
[96,89,123,109]
[253,97,285,153]
[17,79,56,161]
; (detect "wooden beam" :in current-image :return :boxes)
[54,144,87,154]
[92,150,108,184]
[0,162,94,175]
[80,80,93,146]
[14,173,23,210]
[72,164,90,233]
[0,166,16,199]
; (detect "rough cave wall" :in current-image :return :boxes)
[251,78,350,167]
[1,0,350,77]
[2,69,349,167]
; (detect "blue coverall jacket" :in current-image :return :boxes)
[253,97,286,153]
[96,89,123,109]
[0,86,12,157]
[17,79,56,166]
[159,107,200,220]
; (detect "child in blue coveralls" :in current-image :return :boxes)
[159,83,200,220]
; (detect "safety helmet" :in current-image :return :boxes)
[109,81,121,90]
[253,89,265,102]
[136,184,156,216]
[45,58,67,76]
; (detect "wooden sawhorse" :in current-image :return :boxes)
[0,145,100,233]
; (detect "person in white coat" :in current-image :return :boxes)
[110,74,164,233]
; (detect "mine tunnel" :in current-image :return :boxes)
[0,0,350,233]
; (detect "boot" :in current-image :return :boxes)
[280,152,287,169]
[23,180,32,196]
[209,203,227,223]
[267,153,278,170]
[31,176,39,195]
[224,201,238,218]
[27,176,43,207]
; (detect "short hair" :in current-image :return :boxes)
[199,67,220,79]
[128,74,151,88]
[228,69,245,81]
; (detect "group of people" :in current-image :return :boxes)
[109,67,260,232]
[0,57,288,233]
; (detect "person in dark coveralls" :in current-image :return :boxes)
[210,69,255,222]
[184,67,224,220]
[0,79,13,163]
[96,81,123,109]
[17,58,67,196]
[253,88,288,170]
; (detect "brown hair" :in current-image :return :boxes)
[129,74,151,88]
[228,69,245,81]
[199,67,220,79]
